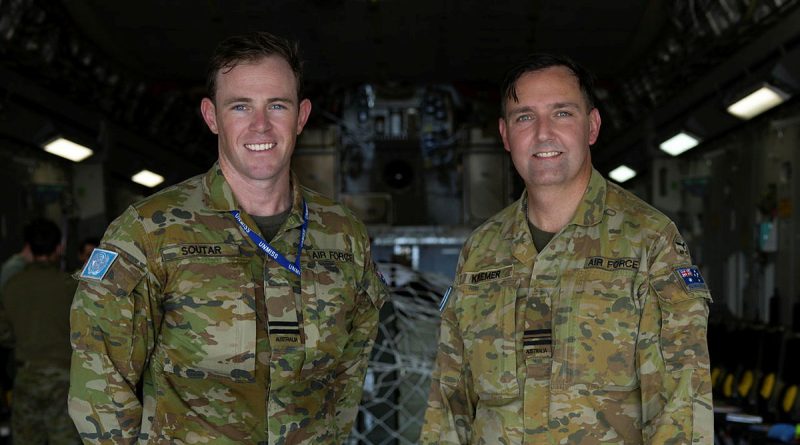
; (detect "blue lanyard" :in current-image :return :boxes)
[230,200,308,277]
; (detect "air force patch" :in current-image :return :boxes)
[674,234,689,256]
[675,266,706,290]
[80,248,119,281]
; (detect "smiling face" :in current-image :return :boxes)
[499,65,600,193]
[200,55,311,187]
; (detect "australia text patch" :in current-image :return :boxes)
[523,329,552,359]
[80,248,119,281]
[268,320,302,345]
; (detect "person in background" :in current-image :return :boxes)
[421,53,713,444]
[68,31,389,443]
[76,236,100,268]
[0,218,79,445]
[0,223,35,412]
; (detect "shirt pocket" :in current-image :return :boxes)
[160,255,257,382]
[565,268,640,389]
[458,278,519,402]
[299,259,360,376]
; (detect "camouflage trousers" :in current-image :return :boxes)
[12,364,80,445]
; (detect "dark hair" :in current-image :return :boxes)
[79,236,100,251]
[23,218,61,256]
[206,31,304,102]
[500,53,597,117]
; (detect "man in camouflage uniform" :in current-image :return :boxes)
[69,32,389,444]
[421,54,713,444]
[0,218,80,445]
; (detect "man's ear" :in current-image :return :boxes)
[200,98,219,134]
[588,108,601,146]
[296,98,312,135]
[499,117,511,153]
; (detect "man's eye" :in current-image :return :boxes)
[555,111,572,117]
[269,103,287,110]
[232,104,248,111]
[516,115,532,122]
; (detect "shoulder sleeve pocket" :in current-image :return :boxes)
[76,248,146,297]
[651,265,711,372]
[652,265,712,304]
[71,247,147,351]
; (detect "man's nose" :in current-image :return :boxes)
[534,118,553,141]
[250,108,271,132]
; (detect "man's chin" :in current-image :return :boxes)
[246,168,288,183]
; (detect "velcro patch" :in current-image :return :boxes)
[523,329,552,359]
[161,243,240,261]
[585,256,640,271]
[308,249,355,263]
[675,266,706,290]
[674,235,689,256]
[79,248,119,281]
[463,265,513,285]
[269,320,302,345]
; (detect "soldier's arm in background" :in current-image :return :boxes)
[420,250,475,445]
[332,245,389,436]
[638,222,713,444]
[69,207,160,444]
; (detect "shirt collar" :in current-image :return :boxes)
[507,193,537,264]
[203,163,306,229]
[567,168,607,228]
[285,171,306,229]
[503,168,607,263]
[203,163,238,212]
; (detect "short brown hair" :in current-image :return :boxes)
[206,31,304,102]
[500,53,597,117]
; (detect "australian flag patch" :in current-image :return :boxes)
[675,266,706,290]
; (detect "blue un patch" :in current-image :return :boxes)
[675,266,706,290]
[80,248,119,281]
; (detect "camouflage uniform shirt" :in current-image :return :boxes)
[69,164,389,444]
[422,169,713,444]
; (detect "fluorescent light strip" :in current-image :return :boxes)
[609,165,637,183]
[43,137,94,162]
[727,84,789,120]
[659,132,700,156]
[132,170,164,188]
